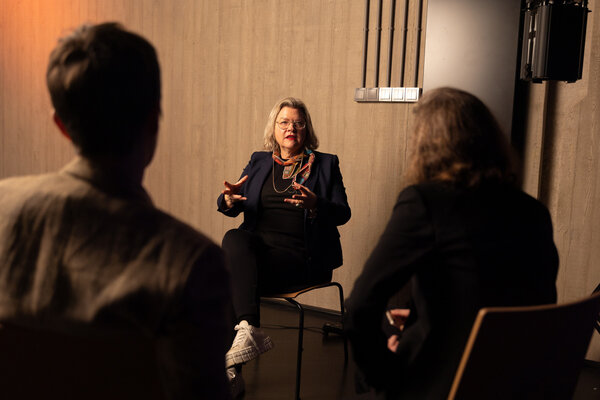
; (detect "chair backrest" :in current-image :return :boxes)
[448,292,600,400]
[594,283,600,334]
[0,320,166,400]
[262,281,339,299]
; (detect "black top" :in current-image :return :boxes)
[255,162,305,252]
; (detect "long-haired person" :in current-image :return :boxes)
[217,97,351,394]
[345,87,558,399]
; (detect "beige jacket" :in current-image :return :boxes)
[0,157,232,399]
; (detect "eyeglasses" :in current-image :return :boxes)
[276,120,306,130]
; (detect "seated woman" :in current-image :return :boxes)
[345,87,558,399]
[217,97,351,379]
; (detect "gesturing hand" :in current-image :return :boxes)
[222,175,248,209]
[386,309,410,353]
[284,182,317,211]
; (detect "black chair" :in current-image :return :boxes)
[0,320,165,400]
[262,281,348,400]
[448,292,600,400]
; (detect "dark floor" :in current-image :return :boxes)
[240,300,373,400]
[238,301,600,400]
[574,360,600,400]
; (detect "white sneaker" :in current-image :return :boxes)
[225,320,273,368]
[226,367,245,399]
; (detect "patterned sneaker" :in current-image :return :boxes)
[225,320,274,368]
[226,366,245,399]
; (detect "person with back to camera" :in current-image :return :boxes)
[345,87,559,399]
[217,97,351,395]
[0,23,232,399]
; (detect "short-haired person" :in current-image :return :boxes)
[0,23,232,399]
[217,97,351,391]
[345,87,558,399]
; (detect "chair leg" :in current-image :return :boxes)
[332,282,348,364]
[286,298,304,400]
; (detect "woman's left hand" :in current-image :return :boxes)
[285,182,317,211]
[388,334,401,353]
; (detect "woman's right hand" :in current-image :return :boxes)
[222,175,248,209]
[386,309,410,353]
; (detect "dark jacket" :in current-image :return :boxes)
[345,181,558,400]
[217,151,351,275]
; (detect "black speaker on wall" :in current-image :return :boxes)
[520,0,590,83]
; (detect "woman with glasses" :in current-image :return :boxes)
[217,97,351,392]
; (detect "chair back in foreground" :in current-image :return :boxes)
[448,292,600,400]
[0,320,166,400]
[594,283,600,334]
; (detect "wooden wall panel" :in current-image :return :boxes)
[523,8,600,359]
[521,82,548,198]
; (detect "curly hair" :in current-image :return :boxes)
[263,97,319,152]
[405,87,517,187]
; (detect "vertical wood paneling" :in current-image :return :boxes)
[521,82,548,198]
[524,7,600,360]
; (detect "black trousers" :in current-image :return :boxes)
[222,228,328,327]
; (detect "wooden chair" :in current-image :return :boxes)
[0,320,166,400]
[448,292,600,400]
[262,281,347,400]
[594,283,600,334]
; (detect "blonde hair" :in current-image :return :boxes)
[405,87,516,187]
[263,97,319,152]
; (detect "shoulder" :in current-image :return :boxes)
[400,181,479,203]
[312,151,341,170]
[394,184,428,208]
[402,181,550,217]
[249,151,272,162]
[4,171,219,259]
[490,183,552,218]
[122,206,226,290]
[0,173,78,210]
[241,152,272,176]
[0,173,60,192]
[144,207,220,255]
[393,183,455,215]
[406,182,453,196]
[150,211,227,288]
[397,183,439,200]
[313,151,338,162]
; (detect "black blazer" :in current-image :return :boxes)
[345,181,558,400]
[217,151,351,275]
